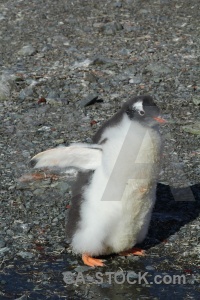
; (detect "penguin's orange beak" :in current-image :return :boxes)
[153,116,166,124]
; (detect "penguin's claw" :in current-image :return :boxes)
[119,247,145,256]
[82,254,105,267]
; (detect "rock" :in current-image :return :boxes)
[119,48,131,56]
[0,238,6,248]
[46,98,63,106]
[182,122,200,135]
[0,13,5,21]
[91,56,113,66]
[84,72,97,82]
[74,265,91,272]
[145,265,155,271]
[71,58,92,69]
[145,63,171,75]
[154,77,162,83]
[192,96,200,105]
[55,181,70,195]
[129,76,142,84]
[0,247,9,255]
[17,251,34,259]
[14,223,31,233]
[6,229,14,236]
[14,295,28,300]
[53,35,69,45]
[19,87,34,100]
[54,138,65,145]
[101,22,123,35]
[0,80,11,100]
[114,2,122,8]
[18,45,36,56]
[79,93,99,107]
[47,90,60,99]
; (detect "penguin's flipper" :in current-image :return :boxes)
[30,143,102,170]
[82,254,105,267]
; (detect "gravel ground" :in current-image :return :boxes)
[0,0,199,299]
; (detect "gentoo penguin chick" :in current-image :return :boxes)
[30,95,165,267]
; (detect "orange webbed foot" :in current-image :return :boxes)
[119,247,145,257]
[82,254,105,267]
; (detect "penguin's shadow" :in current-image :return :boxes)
[140,183,200,249]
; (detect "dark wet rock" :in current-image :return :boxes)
[0,238,6,248]
[0,247,10,256]
[74,266,91,272]
[145,265,155,271]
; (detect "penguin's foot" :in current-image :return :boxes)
[82,254,105,267]
[119,247,145,256]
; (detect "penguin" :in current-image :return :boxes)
[30,95,165,267]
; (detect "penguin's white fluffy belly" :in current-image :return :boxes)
[71,115,161,256]
[105,179,156,253]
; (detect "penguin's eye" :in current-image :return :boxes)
[138,110,145,116]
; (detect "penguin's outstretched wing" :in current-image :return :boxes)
[30,143,102,170]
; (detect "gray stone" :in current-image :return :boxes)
[0,80,11,101]
[92,56,113,66]
[145,63,171,75]
[182,122,200,135]
[47,90,60,99]
[79,93,99,107]
[192,96,200,105]
[119,48,131,56]
[0,247,9,255]
[17,251,34,259]
[154,77,162,83]
[114,2,122,8]
[71,58,92,69]
[46,98,63,106]
[14,295,28,300]
[84,72,97,82]
[129,76,142,84]
[74,265,91,272]
[55,181,70,195]
[19,87,34,100]
[0,13,5,21]
[18,45,36,56]
[102,22,123,35]
[145,265,155,271]
[0,238,6,248]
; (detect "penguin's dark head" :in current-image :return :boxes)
[124,95,165,127]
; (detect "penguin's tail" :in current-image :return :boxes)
[29,143,102,171]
